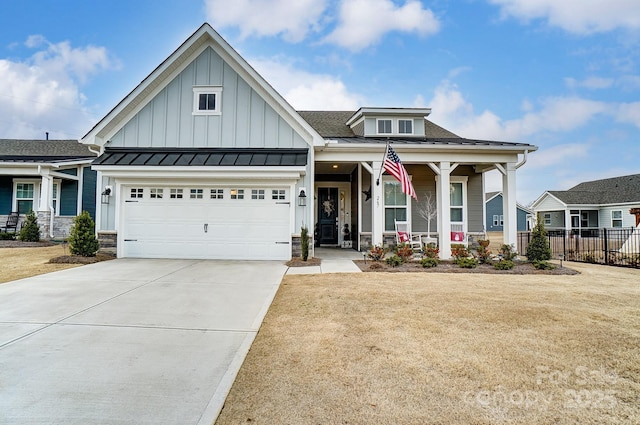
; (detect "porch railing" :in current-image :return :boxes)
[517,227,640,268]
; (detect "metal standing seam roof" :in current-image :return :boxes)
[92,148,309,167]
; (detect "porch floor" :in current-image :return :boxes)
[286,247,362,275]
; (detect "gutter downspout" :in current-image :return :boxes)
[515,150,529,170]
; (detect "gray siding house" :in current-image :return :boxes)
[0,139,97,237]
[81,23,536,260]
[531,174,640,232]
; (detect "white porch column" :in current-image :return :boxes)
[564,209,571,231]
[38,172,51,212]
[502,163,518,249]
[437,162,451,260]
[372,161,384,247]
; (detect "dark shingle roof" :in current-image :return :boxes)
[93,148,308,167]
[0,139,96,162]
[297,110,460,139]
[549,174,640,204]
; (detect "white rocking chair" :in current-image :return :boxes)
[395,220,423,252]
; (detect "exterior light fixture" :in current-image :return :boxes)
[332,164,338,169]
[298,188,307,207]
[101,186,112,204]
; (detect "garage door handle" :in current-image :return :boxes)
[124,239,137,242]
[275,241,290,244]
[204,223,208,233]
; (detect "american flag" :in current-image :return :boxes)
[383,145,417,200]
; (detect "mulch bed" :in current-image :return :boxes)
[48,253,116,264]
[286,257,322,267]
[354,259,579,275]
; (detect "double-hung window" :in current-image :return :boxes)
[398,119,413,134]
[450,182,465,223]
[377,119,392,135]
[611,210,623,228]
[383,178,408,231]
[14,182,36,214]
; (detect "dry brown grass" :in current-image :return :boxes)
[0,245,81,283]
[216,263,640,425]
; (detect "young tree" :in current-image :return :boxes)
[19,210,40,242]
[68,211,100,257]
[301,226,310,261]
[526,220,552,262]
[417,191,437,237]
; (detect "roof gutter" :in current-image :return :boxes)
[515,149,529,170]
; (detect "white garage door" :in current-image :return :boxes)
[121,185,291,260]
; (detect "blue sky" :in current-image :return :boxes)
[1,0,639,204]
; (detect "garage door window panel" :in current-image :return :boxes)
[170,189,183,199]
[130,188,144,199]
[190,189,203,199]
[230,189,244,200]
[251,189,265,200]
[211,189,224,199]
[150,188,163,199]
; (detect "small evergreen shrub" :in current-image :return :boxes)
[494,259,515,270]
[420,257,439,268]
[457,258,478,268]
[386,255,403,267]
[526,221,552,262]
[451,244,469,262]
[475,244,492,264]
[423,243,439,259]
[395,243,413,263]
[68,211,100,257]
[367,245,386,261]
[0,232,16,240]
[532,260,556,270]
[18,210,40,242]
[500,244,518,261]
[300,226,309,261]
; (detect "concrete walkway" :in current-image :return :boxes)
[0,259,287,425]
[286,247,363,275]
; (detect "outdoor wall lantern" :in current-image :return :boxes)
[298,188,307,207]
[101,186,112,204]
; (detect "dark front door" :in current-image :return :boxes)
[318,187,338,245]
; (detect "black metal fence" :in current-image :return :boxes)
[517,228,640,268]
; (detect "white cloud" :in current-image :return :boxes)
[205,0,328,42]
[616,102,640,127]
[250,57,364,110]
[565,76,614,90]
[0,36,117,139]
[489,0,640,34]
[427,80,608,141]
[323,0,440,51]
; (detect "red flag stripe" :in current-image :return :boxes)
[383,145,417,200]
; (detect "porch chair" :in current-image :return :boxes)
[395,220,423,252]
[1,212,19,234]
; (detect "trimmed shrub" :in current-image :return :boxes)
[532,260,556,270]
[0,232,16,240]
[423,243,439,259]
[18,210,40,242]
[457,257,478,269]
[494,259,515,270]
[386,255,403,267]
[367,245,386,261]
[68,211,100,257]
[420,257,439,268]
[475,244,492,264]
[301,226,309,261]
[526,221,552,262]
[395,243,413,263]
[451,244,470,262]
[500,244,518,261]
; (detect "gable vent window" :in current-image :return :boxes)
[398,119,413,134]
[377,119,392,134]
[193,86,222,115]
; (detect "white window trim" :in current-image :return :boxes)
[382,175,412,232]
[376,118,392,135]
[398,119,414,135]
[611,210,623,228]
[193,86,222,115]
[13,179,40,214]
[52,180,61,216]
[493,215,499,226]
[449,177,467,224]
[544,213,551,225]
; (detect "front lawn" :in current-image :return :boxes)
[216,263,639,425]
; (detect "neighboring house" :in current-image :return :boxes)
[531,174,640,233]
[0,139,97,237]
[485,191,533,232]
[81,23,536,260]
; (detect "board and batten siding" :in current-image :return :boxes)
[109,47,307,150]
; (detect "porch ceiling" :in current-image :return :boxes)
[315,162,357,174]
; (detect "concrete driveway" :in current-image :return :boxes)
[0,258,287,425]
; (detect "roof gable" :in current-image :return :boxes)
[81,23,323,149]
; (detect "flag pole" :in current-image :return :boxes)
[376,142,390,186]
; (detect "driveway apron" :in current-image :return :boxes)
[0,258,286,425]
